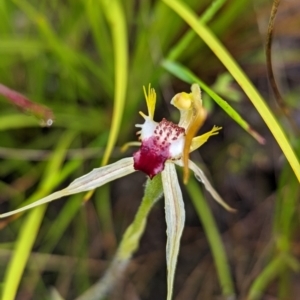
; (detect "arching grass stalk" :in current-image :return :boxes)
[97,0,128,167]
[83,0,129,253]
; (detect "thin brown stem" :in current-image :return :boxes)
[265,0,299,133]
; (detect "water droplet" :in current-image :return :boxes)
[40,118,54,127]
[46,119,53,127]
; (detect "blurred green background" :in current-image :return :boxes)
[0,0,299,299]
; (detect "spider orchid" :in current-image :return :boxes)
[0,84,234,300]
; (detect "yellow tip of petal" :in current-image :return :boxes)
[190,126,222,152]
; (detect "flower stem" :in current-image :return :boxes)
[76,174,163,300]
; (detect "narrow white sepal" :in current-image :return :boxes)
[0,157,135,218]
[162,162,185,300]
[176,159,236,212]
[66,157,135,192]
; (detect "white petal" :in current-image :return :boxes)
[0,158,135,218]
[162,162,185,300]
[176,159,235,212]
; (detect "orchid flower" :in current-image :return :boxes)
[0,84,234,300]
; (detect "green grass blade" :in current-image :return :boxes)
[40,194,83,252]
[100,0,128,166]
[12,0,108,91]
[0,39,44,56]
[2,206,47,300]
[185,175,235,296]
[0,114,41,130]
[11,0,75,63]
[162,0,300,182]
[167,0,227,60]
[83,0,129,244]
[2,131,77,300]
[248,255,286,300]
[95,185,116,255]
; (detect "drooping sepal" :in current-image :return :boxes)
[162,162,185,300]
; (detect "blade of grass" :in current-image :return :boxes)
[83,0,128,253]
[185,174,235,296]
[12,0,111,93]
[273,161,300,243]
[11,0,79,66]
[2,131,77,300]
[0,109,108,132]
[0,39,44,56]
[9,194,84,298]
[94,185,116,255]
[40,194,83,251]
[84,0,114,77]
[248,255,286,300]
[99,0,128,167]
[2,206,48,300]
[72,208,90,295]
[0,114,43,130]
[0,1,11,34]
[162,0,300,183]
[167,0,227,61]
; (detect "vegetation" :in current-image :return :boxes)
[0,0,299,299]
